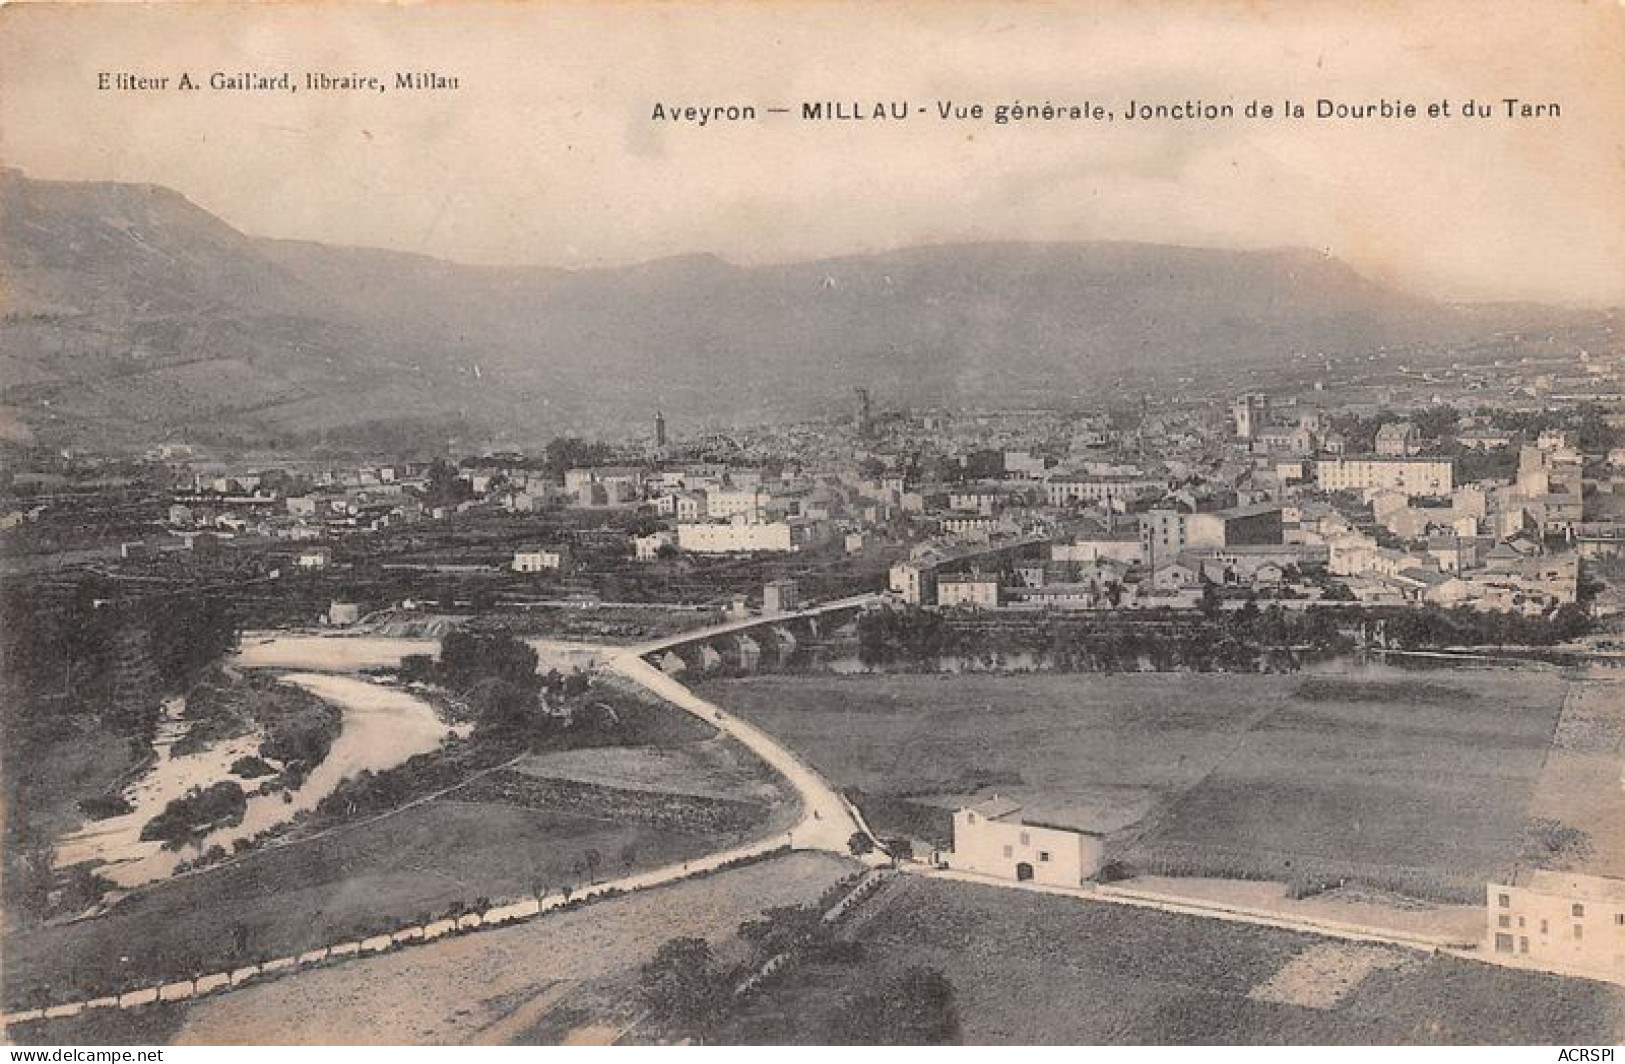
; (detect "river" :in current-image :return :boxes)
[236,631,606,674]
[55,672,458,890]
[53,623,577,890]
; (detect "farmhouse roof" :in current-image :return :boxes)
[1523,870,1625,905]
[965,795,1022,821]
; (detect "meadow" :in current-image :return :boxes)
[701,663,1569,894]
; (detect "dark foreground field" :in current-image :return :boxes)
[9,852,859,1045]
[702,665,1569,894]
[4,729,794,1011]
[720,875,1624,1044]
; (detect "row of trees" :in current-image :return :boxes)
[1372,602,1592,648]
[1331,401,1622,456]
[856,605,1357,673]
[1,582,239,742]
[857,600,1592,672]
[399,629,591,742]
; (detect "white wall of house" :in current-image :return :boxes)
[677,521,795,553]
[512,549,567,572]
[1487,873,1625,980]
[949,808,1103,888]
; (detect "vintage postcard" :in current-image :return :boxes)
[1,0,1623,1049]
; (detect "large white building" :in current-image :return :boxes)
[1375,421,1423,456]
[1314,456,1454,496]
[936,572,1002,609]
[1052,537,1143,565]
[1488,871,1625,980]
[705,488,768,521]
[676,520,795,553]
[889,560,939,605]
[1141,504,1283,560]
[949,796,1104,888]
[1045,475,1162,509]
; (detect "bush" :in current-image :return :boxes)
[834,966,960,1045]
[260,715,339,768]
[439,630,540,693]
[77,792,134,820]
[809,938,867,964]
[140,781,247,849]
[639,937,732,1032]
[1521,818,1592,865]
[398,653,436,684]
[1286,873,1343,900]
[230,755,276,779]
[1121,844,1483,905]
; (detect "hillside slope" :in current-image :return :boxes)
[0,169,1591,449]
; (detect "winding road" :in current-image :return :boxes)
[234,598,885,865]
[606,651,879,857]
[236,595,884,860]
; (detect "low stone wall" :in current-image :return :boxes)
[733,868,893,997]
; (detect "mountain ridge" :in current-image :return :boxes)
[0,170,1606,450]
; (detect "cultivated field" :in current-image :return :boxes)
[702,664,1569,892]
[719,875,1624,1044]
[513,736,786,805]
[10,852,858,1045]
[1523,672,1625,877]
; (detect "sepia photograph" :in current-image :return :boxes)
[0,0,1622,1050]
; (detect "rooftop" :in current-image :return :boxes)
[1207,501,1284,520]
[1520,870,1625,905]
[938,571,1001,585]
[964,795,1022,821]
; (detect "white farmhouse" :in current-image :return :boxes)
[949,796,1104,888]
[512,547,569,573]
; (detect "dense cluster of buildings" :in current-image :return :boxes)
[870,392,1623,618]
[13,343,1622,630]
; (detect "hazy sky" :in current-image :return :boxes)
[2,0,1622,305]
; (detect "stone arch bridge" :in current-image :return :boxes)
[630,593,882,678]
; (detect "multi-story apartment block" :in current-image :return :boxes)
[1315,456,1454,495]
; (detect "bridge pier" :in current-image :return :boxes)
[764,625,799,663]
[695,643,723,674]
[732,633,763,672]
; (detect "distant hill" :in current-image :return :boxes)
[0,168,1603,451]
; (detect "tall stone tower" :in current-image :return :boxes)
[1232,394,1267,440]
